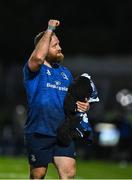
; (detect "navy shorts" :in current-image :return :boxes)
[24,133,76,167]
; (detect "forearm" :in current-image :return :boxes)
[32,30,52,61]
[28,30,52,71]
[28,19,60,72]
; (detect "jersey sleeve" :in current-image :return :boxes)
[23,62,40,81]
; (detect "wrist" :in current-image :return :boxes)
[47,25,56,32]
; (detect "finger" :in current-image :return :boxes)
[56,21,60,26]
[77,103,90,111]
[76,101,85,105]
[76,104,89,110]
[49,20,60,27]
[85,98,88,102]
[77,101,89,106]
[77,104,88,111]
[77,103,87,109]
[77,107,86,112]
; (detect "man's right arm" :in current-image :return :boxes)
[28,19,60,72]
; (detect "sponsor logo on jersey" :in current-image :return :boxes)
[47,82,68,91]
[55,81,61,86]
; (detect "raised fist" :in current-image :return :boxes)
[48,19,60,28]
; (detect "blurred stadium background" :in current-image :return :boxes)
[0,0,132,179]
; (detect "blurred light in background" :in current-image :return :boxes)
[116,89,132,107]
[95,123,120,146]
[16,104,25,115]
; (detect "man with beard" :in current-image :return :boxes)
[23,19,89,179]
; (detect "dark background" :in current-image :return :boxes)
[1,0,132,65]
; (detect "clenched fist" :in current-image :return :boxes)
[48,19,60,28]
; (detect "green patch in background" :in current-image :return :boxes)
[0,156,132,179]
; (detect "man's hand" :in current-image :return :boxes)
[48,19,60,30]
[76,98,90,112]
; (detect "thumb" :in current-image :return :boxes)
[85,98,88,102]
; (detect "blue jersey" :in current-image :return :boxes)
[23,63,73,136]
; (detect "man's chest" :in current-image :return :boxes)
[38,69,70,92]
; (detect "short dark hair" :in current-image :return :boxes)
[34,31,45,47]
[34,31,55,47]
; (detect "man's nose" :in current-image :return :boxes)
[58,45,62,51]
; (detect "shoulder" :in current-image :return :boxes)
[23,61,43,80]
[59,65,72,76]
[60,65,70,71]
[60,66,82,81]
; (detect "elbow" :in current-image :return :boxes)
[30,54,44,65]
[28,55,44,72]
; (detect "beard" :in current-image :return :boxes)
[46,52,64,64]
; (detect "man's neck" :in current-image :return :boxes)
[44,60,60,68]
[44,60,52,68]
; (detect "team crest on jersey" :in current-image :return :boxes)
[61,72,68,80]
[46,69,51,75]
